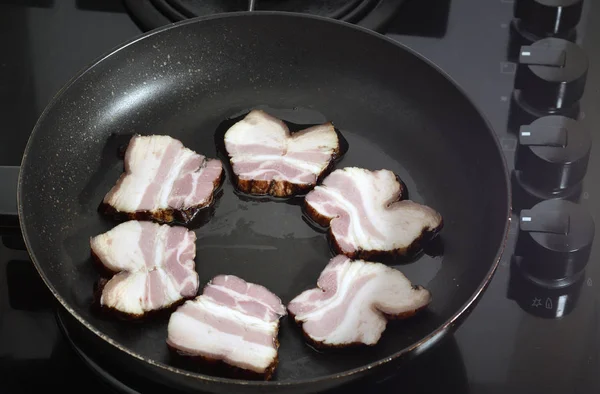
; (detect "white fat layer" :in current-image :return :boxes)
[105,135,214,212]
[91,221,198,314]
[309,167,442,251]
[107,136,170,211]
[157,146,197,208]
[224,111,288,150]
[90,221,147,272]
[197,296,277,331]
[309,185,369,249]
[208,284,272,315]
[167,297,278,373]
[230,155,324,174]
[291,258,431,345]
[288,125,338,153]
[100,272,147,315]
[99,268,186,315]
[224,110,338,180]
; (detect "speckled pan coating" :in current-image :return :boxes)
[16,12,510,394]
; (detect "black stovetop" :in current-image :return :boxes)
[1,1,599,393]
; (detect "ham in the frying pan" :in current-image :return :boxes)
[101,134,223,225]
[223,110,340,197]
[304,167,443,259]
[167,275,286,380]
[287,255,431,347]
[90,220,199,317]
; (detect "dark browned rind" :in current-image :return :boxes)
[288,294,431,350]
[166,326,282,381]
[99,171,224,227]
[91,275,194,322]
[232,176,319,198]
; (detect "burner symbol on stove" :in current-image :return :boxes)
[545,297,553,309]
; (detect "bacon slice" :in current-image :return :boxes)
[166,275,286,380]
[304,167,443,259]
[90,220,199,317]
[287,255,431,347]
[101,134,223,225]
[223,110,339,197]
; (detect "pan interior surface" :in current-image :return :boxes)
[19,13,510,382]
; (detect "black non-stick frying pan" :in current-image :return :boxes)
[3,11,510,394]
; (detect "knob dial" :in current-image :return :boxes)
[513,0,583,40]
[514,38,588,110]
[515,115,591,191]
[515,199,595,286]
[508,255,584,317]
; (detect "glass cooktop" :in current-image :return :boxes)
[0,0,598,393]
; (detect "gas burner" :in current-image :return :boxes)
[123,0,406,32]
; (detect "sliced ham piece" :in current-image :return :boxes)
[223,110,340,197]
[288,255,431,347]
[167,275,286,380]
[90,220,199,317]
[101,134,223,225]
[304,167,443,259]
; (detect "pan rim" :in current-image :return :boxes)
[17,10,512,387]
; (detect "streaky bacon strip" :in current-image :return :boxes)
[287,255,431,347]
[223,110,340,197]
[101,134,223,225]
[304,167,443,260]
[90,220,199,317]
[166,275,286,380]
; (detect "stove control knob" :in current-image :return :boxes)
[515,115,591,191]
[508,256,584,317]
[513,0,583,40]
[515,199,595,285]
[515,38,588,111]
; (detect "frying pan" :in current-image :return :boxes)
[1,11,511,394]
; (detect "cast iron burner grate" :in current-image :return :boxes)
[123,0,405,32]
